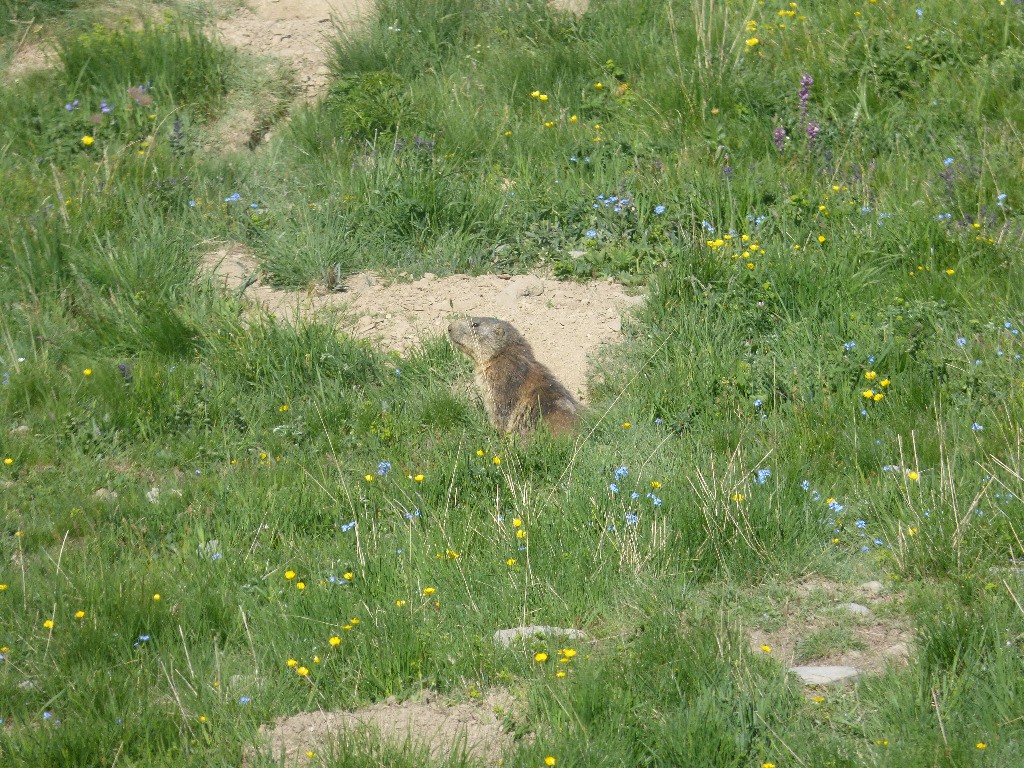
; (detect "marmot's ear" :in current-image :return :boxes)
[494,325,505,337]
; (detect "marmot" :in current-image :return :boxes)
[448,317,580,438]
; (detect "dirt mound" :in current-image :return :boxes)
[257,690,516,767]
[202,243,643,401]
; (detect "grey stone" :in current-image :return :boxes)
[93,488,118,501]
[789,666,863,685]
[10,425,29,436]
[859,580,884,596]
[838,602,871,616]
[493,625,588,648]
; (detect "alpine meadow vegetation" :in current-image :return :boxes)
[2,1,1024,766]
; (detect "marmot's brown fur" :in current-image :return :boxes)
[448,317,580,438]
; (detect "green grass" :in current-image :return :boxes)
[2,0,1024,765]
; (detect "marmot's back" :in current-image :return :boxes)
[448,317,580,438]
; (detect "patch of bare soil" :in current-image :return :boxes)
[257,690,516,767]
[6,37,53,80]
[201,243,644,401]
[748,578,912,675]
[213,0,372,101]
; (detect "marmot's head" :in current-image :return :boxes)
[448,317,521,364]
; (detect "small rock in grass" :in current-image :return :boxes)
[789,666,863,686]
[838,602,871,616]
[493,625,588,648]
[859,580,884,596]
[93,488,118,501]
[10,425,30,436]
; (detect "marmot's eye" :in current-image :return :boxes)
[470,321,479,328]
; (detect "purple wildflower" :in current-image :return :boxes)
[772,125,786,152]
[806,120,820,145]
[799,74,813,121]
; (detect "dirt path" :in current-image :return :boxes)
[204,244,642,401]
[213,0,373,100]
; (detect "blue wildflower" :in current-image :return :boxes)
[586,229,597,238]
[225,193,241,202]
[341,521,357,532]
[609,483,619,493]
[631,492,640,499]
[828,500,844,513]
[861,545,870,552]
[614,466,629,480]
[957,337,967,346]
[654,205,666,214]
[844,341,856,351]
[753,398,763,408]
[874,539,884,546]
[855,520,866,529]
[756,468,771,484]
[43,711,54,720]
[377,461,392,475]
[625,513,639,525]
[239,696,251,704]
[972,422,983,431]
[944,157,954,166]
[801,480,810,491]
